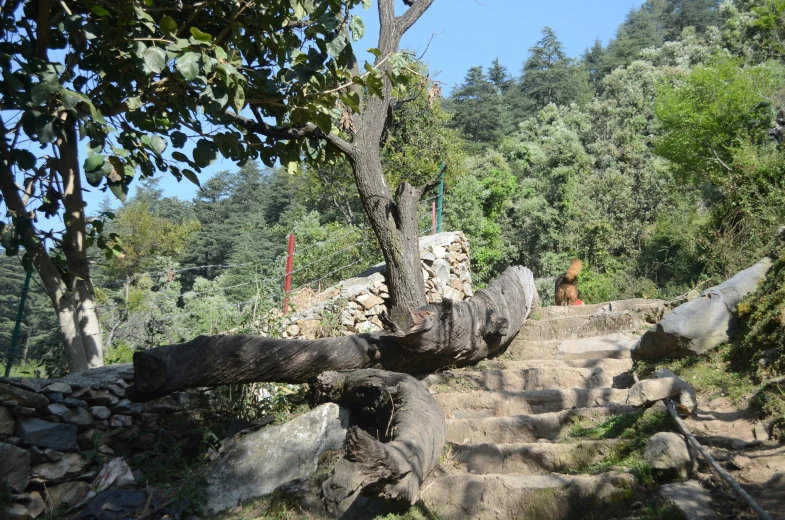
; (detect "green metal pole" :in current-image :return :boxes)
[5,270,32,377]
[436,163,445,233]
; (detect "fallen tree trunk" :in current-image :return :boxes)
[314,369,446,516]
[131,266,537,400]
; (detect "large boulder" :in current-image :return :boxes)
[632,258,772,361]
[206,403,349,513]
[644,432,692,479]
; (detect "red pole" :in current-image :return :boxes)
[431,202,436,235]
[282,233,296,314]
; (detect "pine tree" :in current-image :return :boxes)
[660,0,722,40]
[488,58,513,93]
[449,66,505,145]
[583,38,606,87]
[521,27,593,110]
[602,7,663,74]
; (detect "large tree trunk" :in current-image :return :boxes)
[58,117,104,369]
[0,113,104,373]
[315,369,446,516]
[131,266,537,400]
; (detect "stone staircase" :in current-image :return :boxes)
[417,299,670,519]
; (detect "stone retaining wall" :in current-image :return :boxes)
[0,365,204,519]
[279,231,472,339]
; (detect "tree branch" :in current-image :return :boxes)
[226,111,356,157]
[417,163,446,199]
[396,0,437,35]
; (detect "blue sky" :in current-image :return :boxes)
[39,0,645,225]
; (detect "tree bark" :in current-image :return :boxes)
[0,113,104,373]
[131,265,537,400]
[57,116,104,369]
[314,369,446,516]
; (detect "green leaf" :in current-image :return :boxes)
[326,33,347,58]
[160,15,177,37]
[126,96,143,110]
[176,52,200,80]
[108,182,128,202]
[90,4,110,16]
[193,139,217,167]
[143,47,167,74]
[170,131,187,148]
[232,84,245,113]
[349,16,365,42]
[182,169,201,187]
[313,110,332,134]
[84,154,105,172]
[189,27,213,43]
[362,0,371,9]
[150,135,167,155]
[287,160,299,175]
[171,151,192,165]
[30,82,58,105]
[12,150,36,170]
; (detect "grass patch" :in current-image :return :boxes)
[565,411,677,485]
[635,345,757,406]
[637,502,688,520]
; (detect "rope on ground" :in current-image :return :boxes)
[664,399,773,520]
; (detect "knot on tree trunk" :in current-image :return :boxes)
[314,369,446,516]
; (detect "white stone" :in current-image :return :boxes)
[206,403,349,513]
[431,245,446,259]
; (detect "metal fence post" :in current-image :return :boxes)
[282,234,296,314]
[5,270,32,377]
[436,163,446,233]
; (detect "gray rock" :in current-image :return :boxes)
[206,403,349,513]
[12,406,36,417]
[644,432,692,479]
[432,258,451,285]
[0,441,31,492]
[653,369,698,415]
[659,480,719,520]
[15,417,78,452]
[62,406,94,427]
[2,503,32,520]
[30,452,88,481]
[109,414,132,427]
[62,397,87,408]
[767,471,785,491]
[46,403,70,416]
[0,405,15,434]
[0,383,48,409]
[26,491,46,518]
[44,392,63,403]
[85,389,119,406]
[633,259,772,361]
[627,377,697,415]
[88,406,112,420]
[44,481,89,511]
[42,382,72,394]
[114,399,142,415]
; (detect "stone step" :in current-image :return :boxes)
[446,405,639,444]
[535,299,669,321]
[435,388,630,419]
[507,332,639,362]
[422,366,618,393]
[421,472,634,520]
[478,357,633,374]
[519,312,646,342]
[448,439,623,475]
